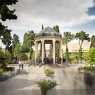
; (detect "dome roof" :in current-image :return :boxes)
[36,27,62,38]
[41,27,56,33]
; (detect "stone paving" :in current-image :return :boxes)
[0,64,95,95]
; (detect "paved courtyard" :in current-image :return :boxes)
[0,64,95,95]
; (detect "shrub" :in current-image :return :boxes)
[0,50,6,69]
[4,67,14,72]
[44,68,55,77]
[0,50,15,72]
[37,79,57,95]
[4,50,12,64]
[82,52,89,63]
[19,53,28,61]
[69,52,80,64]
[0,49,5,57]
[83,65,95,72]
[88,48,95,65]
[0,68,3,75]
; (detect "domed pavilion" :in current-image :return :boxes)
[34,27,63,64]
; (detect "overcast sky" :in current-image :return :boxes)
[5,0,95,42]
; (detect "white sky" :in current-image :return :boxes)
[3,0,95,42]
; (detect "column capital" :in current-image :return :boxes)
[53,39,56,43]
[41,39,44,42]
[34,40,38,44]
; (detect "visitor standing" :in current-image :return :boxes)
[21,61,24,70]
[19,59,22,70]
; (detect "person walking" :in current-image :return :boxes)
[21,62,24,70]
[19,59,22,70]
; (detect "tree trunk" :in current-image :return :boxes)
[79,40,83,63]
[65,44,69,64]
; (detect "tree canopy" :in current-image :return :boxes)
[63,32,74,63]
[0,0,17,21]
[11,34,21,56]
[53,25,60,32]
[12,34,20,49]
[21,30,35,53]
[90,35,95,48]
[0,0,18,50]
[75,31,90,61]
[75,31,89,43]
[63,32,74,45]
[88,48,95,65]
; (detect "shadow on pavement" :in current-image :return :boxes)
[0,69,28,81]
[0,78,36,95]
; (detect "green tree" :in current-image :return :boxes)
[63,32,74,63]
[0,0,18,51]
[53,25,59,32]
[22,33,30,52]
[0,49,5,69]
[53,25,60,60]
[20,46,30,53]
[22,31,35,52]
[88,48,95,65]
[12,34,20,47]
[18,53,28,61]
[90,35,95,48]
[75,31,89,63]
[14,42,21,57]
[0,27,12,51]
[12,34,20,55]
[0,0,17,21]
[21,31,35,59]
[0,0,18,69]
[0,49,12,71]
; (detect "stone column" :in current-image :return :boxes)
[60,40,63,64]
[41,40,44,63]
[53,39,56,64]
[35,41,37,64]
[40,42,42,57]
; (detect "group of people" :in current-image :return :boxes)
[16,59,24,70]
